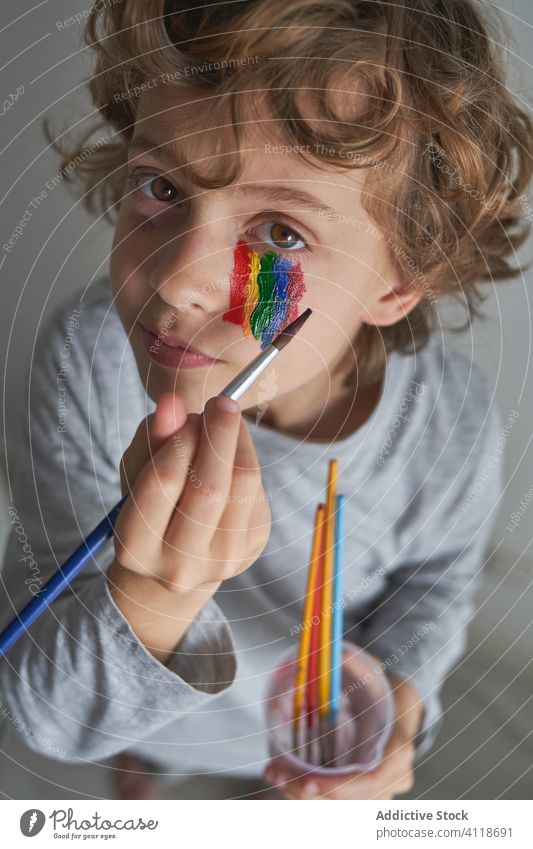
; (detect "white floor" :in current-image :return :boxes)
[0,470,531,799]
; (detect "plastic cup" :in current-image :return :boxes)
[264,640,394,776]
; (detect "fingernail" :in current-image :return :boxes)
[214,395,239,413]
[304,781,319,797]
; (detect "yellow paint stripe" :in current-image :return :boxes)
[242,248,260,336]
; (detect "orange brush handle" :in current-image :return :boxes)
[294,504,325,724]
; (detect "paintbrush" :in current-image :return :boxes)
[328,493,346,765]
[219,308,311,399]
[0,308,312,659]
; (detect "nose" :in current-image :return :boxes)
[147,227,234,314]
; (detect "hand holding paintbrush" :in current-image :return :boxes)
[106,390,270,665]
[0,310,311,660]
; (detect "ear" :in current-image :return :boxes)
[360,279,425,328]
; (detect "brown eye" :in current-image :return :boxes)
[252,220,306,251]
[132,173,180,203]
[149,176,179,202]
[269,222,303,249]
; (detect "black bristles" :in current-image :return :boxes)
[271,308,312,352]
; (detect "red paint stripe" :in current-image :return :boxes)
[223,240,250,325]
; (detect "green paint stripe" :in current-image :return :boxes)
[250,251,276,338]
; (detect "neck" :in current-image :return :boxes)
[243,358,384,442]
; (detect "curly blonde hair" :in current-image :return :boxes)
[47,0,533,385]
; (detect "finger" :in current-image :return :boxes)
[266,726,414,800]
[169,395,241,541]
[276,787,304,800]
[120,393,188,493]
[267,766,336,799]
[114,414,201,576]
[213,419,270,575]
[342,646,383,681]
[264,768,308,800]
[375,731,415,798]
[218,417,265,530]
[387,674,425,739]
[265,759,324,800]
[330,729,414,800]
[267,762,384,800]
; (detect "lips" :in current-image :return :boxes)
[139,321,221,369]
[141,320,211,353]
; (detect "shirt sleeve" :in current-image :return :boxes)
[0,300,236,763]
[358,399,504,759]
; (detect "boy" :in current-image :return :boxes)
[1,0,531,799]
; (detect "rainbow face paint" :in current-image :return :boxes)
[223,240,306,348]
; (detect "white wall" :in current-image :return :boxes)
[435,0,533,562]
[0,0,531,560]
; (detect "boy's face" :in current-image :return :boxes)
[110,86,415,415]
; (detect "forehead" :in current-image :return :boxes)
[132,85,367,195]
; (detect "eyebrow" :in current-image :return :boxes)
[127,135,337,215]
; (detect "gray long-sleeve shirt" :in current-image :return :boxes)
[0,276,503,775]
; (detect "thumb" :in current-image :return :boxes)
[150,392,189,443]
[120,393,188,495]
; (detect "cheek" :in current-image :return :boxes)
[110,204,153,272]
[223,240,306,348]
[306,253,368,341]
[110,210,152,308]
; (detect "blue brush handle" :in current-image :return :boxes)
[0,493,128,659]
[329,493,345,723]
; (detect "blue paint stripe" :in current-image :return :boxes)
[259,255,292,348]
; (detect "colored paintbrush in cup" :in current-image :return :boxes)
[292,459,346,767]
